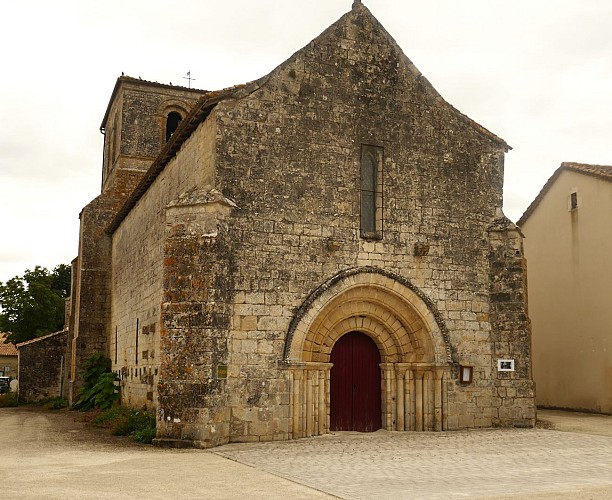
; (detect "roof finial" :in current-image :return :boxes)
[352,0,362,8]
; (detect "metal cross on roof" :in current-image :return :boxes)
[183,70,196,88]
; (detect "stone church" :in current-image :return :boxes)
[66,1,535,447]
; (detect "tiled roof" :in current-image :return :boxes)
[15,329,67,348]
[0,334,18,356]
[562,162,612,180]
[517,162,612,226]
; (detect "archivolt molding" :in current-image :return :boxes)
[284,267,452,364]
[156,99,190,117]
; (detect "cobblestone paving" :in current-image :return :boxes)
[214,428,612,499]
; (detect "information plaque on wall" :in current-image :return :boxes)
[497,359,515,372]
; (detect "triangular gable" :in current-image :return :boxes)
[518,162,612,226]
[349,2,509,149]
[254,1,509,151]
[107,1,509,234]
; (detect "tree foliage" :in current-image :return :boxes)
[0,264,71,344]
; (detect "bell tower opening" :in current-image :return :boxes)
[165,111,182,142]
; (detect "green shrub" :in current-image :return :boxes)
[111,409,156,436]
[94,405,130,427]
[134,425,157,444]
[0,392,18,407]
[73,354,119,410]
[127,410,156,432]
[110,412,133,436]
[93,404,156,443]
[43,397,69,410]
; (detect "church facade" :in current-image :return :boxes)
[66,2,535,447]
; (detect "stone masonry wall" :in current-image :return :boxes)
[208,3,523,442]
[489,220,536,427]
[156,190,235,447]
[66,168,144,404]
[111,113,217,411]
[18,330,68,403]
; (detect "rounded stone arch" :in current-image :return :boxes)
[157,99,190,117]
[284,267,452,365]
[285,268,454,438]
[157,99,190,143]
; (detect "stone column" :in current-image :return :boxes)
[306,370,314,437]
[300,372,307,437]
[395,365,405,431]
[423,370,434,431]
[324,368,331,432]
[406,369,415,431]
[318,370,326,435]
[291,369,302,438]
[286,362,331,439]
[415,369,423,431]
[381,363,395,430]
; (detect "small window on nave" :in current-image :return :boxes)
[360,144,384,239]
[165,111,182,142]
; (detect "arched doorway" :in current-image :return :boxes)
[330,332,381,432]
[285,268,452,439]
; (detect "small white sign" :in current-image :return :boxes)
[497,359,515,372]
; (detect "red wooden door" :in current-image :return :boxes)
[330,331,382,432]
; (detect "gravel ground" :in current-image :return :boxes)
[1,406,331,499]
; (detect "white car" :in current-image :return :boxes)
[0,376,11,393]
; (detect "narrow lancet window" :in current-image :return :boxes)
[360,145,383,238]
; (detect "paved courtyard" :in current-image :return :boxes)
[215,423,612,499]
[2,406,612,499]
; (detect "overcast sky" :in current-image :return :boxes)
[1,0,611,283]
